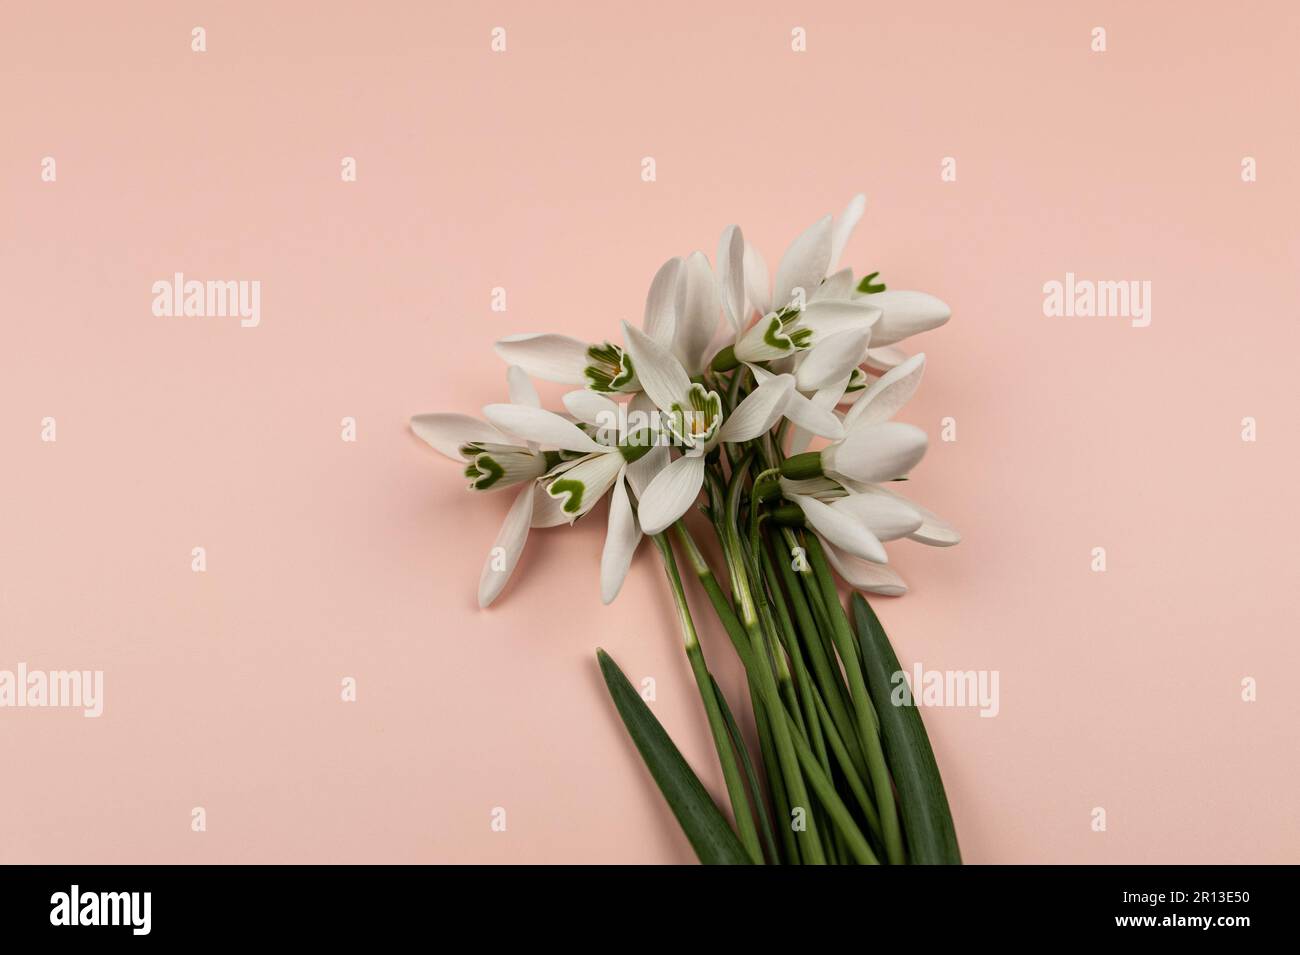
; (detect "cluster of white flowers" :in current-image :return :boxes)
[412,195,958,607]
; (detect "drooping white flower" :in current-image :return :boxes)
[412,367,580,607]
[782,476,955,596]
[776,351,958,594]
[482,393,668,604]
[621,321,817,535]
[712,200,880,441]
[796,354,930,486]
[733,194,951,377]
[414,192,957,610]
[718,211,881,369]
[494,256,702,393]
[779,466,924,552]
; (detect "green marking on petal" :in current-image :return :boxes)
[470,454,506,490]
[585,367,615,392]
[462,444,547,491]
[846,367,869,393]
[610,350,635,390]
[547,477,585,514]
[667,382,722,449]
[619,434,655,463]
[585,341,637,393]
[856,271,886,294]
[761,314,795,353]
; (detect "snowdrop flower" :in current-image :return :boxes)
[482,393,667,604]
[782,478,958,595]
[714,209,881,374]
[775,352,959,594]
[621,322,814,535]
[729,194,952,375]
[711,201,879,441]
[411,367,580,607]
[411,191,958,611]
[817,249,952,375]
[779,478,920,594]
[492,257,696,393]
[780,354,929,484]
[722,194,867,325]
[409,368,553,492]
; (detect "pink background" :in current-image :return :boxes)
[3,2,1297,864]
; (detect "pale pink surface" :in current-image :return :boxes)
[2,2,1297,864]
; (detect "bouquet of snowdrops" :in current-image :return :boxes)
[412,195,961,864]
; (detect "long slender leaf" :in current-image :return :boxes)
[596,649,752,865]
[851,594,963,865]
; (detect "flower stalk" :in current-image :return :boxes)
[648,532,765,864]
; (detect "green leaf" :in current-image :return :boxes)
[596,649,753,865]
[850,594,963,865]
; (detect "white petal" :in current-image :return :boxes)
[821,538,908,596]
[600,471,641,603]
[829,194,866,271]
[626,442,669,499]
[743,240,771,318]
[910,512,961,546]
[858,291,951,347]
[563,389,619,427]
[799,300,881,342]
[734,312,792,363]
[789,493,887,563]
[717,225,746,333]
[823,422,927,483]
[478,484,534,607]
[637,453,706,535]
[545,450,625,519]
[621,321,691,412]
[794,326,872,392]
[832,488,924,541]
[482,403,603,453]
[866,487,960,546]
[530,477,574,528]
[774,214,832,309]
[814,267,856,302]
[778,475,843,499]
[776,387,844,441]
[621,390,660,449]
[494,333,590,384]
[410,413,505,459]
[717,375,794,443]
[675,251,720,376]
[843,352,926,430]
[642,257,684,348]
[789,377,851,452]
[506,366,540,408]
[864,345,909,371]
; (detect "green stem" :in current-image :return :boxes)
[773,528,869,775]
[711,674,780,864]
[803,533,904,865]
[755,697,798,863]
[759,541,829,774]
[650,533,764,864]
[714,466,826,864]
